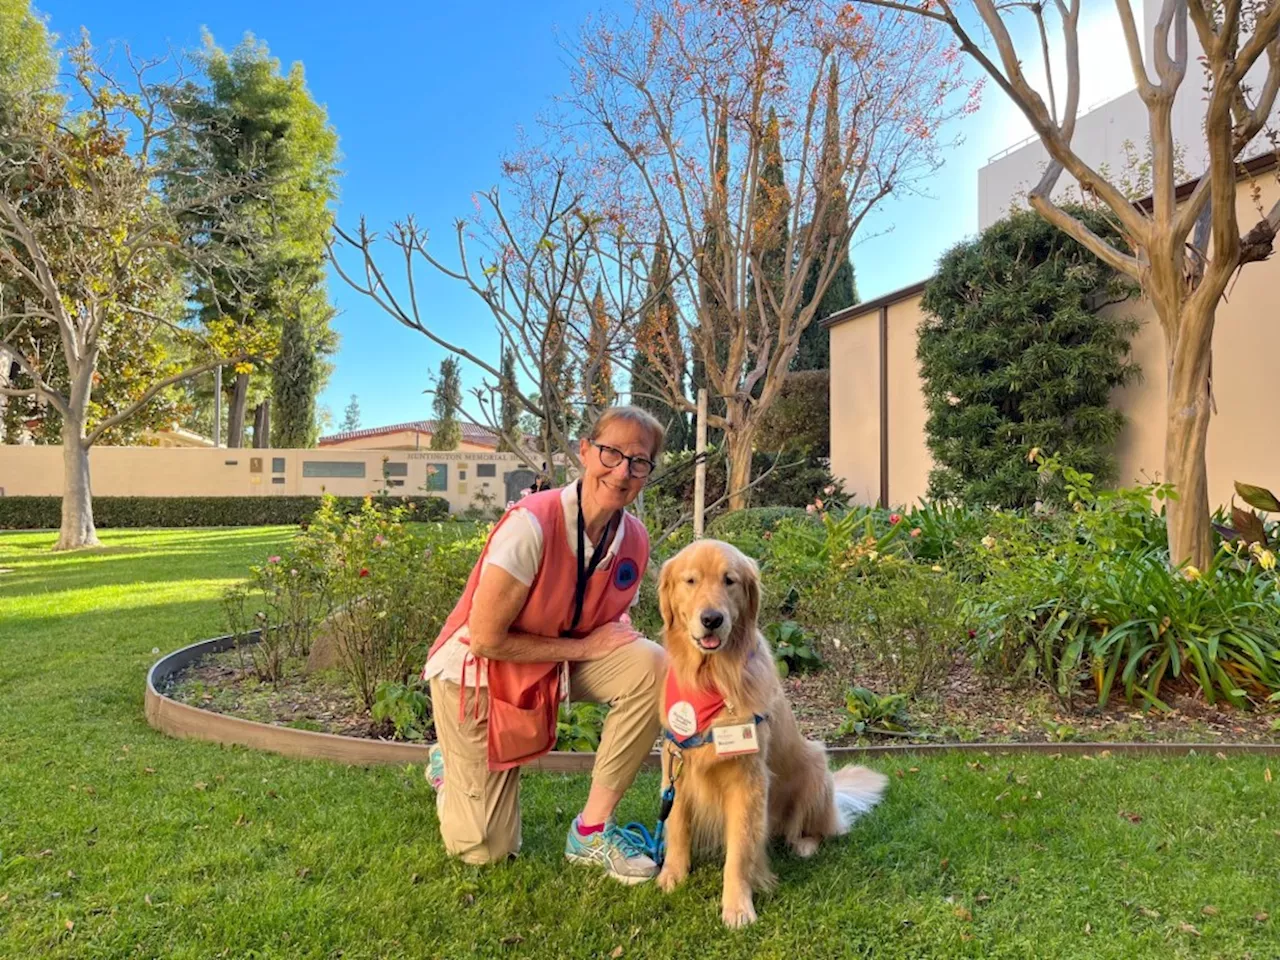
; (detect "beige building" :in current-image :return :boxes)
[825,164,1280,513]
[0,446,545,515]
[319,420,508,453]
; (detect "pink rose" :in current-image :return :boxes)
[910,528,922,538]
[268,556,281,564]
[806,504,816,514]
[889,514,902,525]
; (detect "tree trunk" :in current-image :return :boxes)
[227,372,250,448]
[724,415,757,512]
[253,399,270,448]
[56,411,99,551]
[1163,330,1214,570]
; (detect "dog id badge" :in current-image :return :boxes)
[712,720,759,757]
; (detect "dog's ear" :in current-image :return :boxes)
[741,554,761,632]
[658,557,678,636]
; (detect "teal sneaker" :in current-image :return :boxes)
[564,817,658,885]
[425,744,445,792]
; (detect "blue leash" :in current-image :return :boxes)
[620,782,676,867]
[617,718,767,866]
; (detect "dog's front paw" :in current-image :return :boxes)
[790,836,820,858]
[656,864,687,893]
[721,894,757,928]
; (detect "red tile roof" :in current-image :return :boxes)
[318,420,506,448]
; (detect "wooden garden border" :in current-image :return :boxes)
[147,634,1280,770]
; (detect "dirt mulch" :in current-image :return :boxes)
[161,647,398,742]
[790,652,1280,746]
[163,645,1280,749]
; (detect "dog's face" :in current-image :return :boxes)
[659,539,761,655]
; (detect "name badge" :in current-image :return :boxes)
[712,721,759,757]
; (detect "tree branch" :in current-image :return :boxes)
[83,358,236,447]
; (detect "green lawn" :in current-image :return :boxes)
[1,527,1277,959]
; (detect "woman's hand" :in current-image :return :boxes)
[580,620,645,660]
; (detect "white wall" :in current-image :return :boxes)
[978,1,1277,229]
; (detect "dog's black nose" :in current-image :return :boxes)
[700,610,725,631]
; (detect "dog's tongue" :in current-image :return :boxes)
[697,635,722,650]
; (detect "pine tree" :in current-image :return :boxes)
[340,394,360,432]
[585,282,616,420]
[542,305,578,444]
[748,108,789,386]
[167,33,340,447]
[793,64,858,372]
[430,356,462,450]
[497,346,521,451]
[270,312,321,447]
[693,103,731,446]
[632,234,689,450]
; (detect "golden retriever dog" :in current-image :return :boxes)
[655,539,888,928]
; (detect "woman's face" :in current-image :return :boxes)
[578,419,656,514]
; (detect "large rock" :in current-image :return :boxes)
[305,614,347,674]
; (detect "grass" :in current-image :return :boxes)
[1,527,1278,959]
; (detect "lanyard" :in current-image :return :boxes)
[571,480,617,633]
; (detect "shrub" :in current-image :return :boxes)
[755,370,829,456]
[0,494,449,530]
[707,506,809,555]
[836,686,911,738]
[301,496,484,710]
[965,461,1280,708]
[918,205,1141,509]
[641,448,844,532]
[371,681,433,741]
[763,620,823,677]
[221,545,335,684]
[814,561,966,697]
[557,701,607,751]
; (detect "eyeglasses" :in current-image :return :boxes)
[592,441,655,479]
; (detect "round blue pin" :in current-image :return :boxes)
[614,557,638,590]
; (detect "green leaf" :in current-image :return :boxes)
[1235,482,1280,513]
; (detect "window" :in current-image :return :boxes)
[424,464,449,491]
[272,457,286,473]
[477,463,496,478]
[459,469,467,481]
[303,461,367,478]
[271,477,285,485]
[383,461,408,477]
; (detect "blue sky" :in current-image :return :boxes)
[38,0,1135,432]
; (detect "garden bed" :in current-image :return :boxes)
[160,646,387,740]
[163,641,1280,749]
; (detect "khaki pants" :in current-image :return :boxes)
[428,638,665,865]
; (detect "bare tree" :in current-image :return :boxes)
[0,40,268,549]
[328,154,647,473]
[865,0,1280,567]
[559,0,976,507]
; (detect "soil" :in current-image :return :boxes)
[162,647,396,742]
[164,645,1280,748]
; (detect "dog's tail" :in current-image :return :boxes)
[831,765,889,834]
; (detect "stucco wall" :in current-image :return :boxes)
[830,178,1280,511]
[0,447,542,515]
